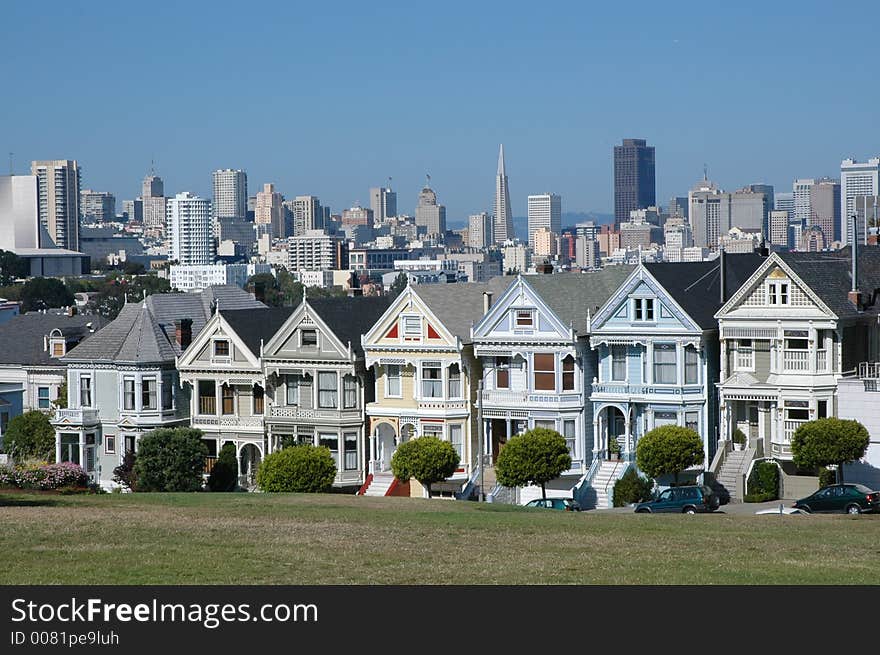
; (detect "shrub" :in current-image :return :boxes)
[746,461,779,502]
[390,436,460,498]
[208,443,239,492]
[744,492,777,503]
[818,466,836,488]
[257,445,336,493]
[0,461,87,490]
[635,425,704,484]
[608,436,621,457]
[495,428,572,499]
[612,468,654,507]
[113,451,138,491]
[791,418,869,484]
[2,411,56,462]
[134,428,208,492]
[731,428,747,446]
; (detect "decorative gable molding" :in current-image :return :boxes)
[471,275,574,343]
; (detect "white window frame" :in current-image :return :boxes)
[342,375,357,409]
[37,386,51,409]
[212,339,230,358]
[317,372,338,409]
[79,375,92,408]
[421,362,443,399]
[448,423,464,461]
[611,345,627,382]
[300,329,318,348]
[447,364,462,399]
[767,281,790,306]
[684,345,699,384]
[123,377,136,411]
[385,365,402,398]
[735,339,755,372]
[563,419,576,459]
[652,343,677,385]
[286,375,301,406]
[401,315,422,340]
[141,376,157,411]
[514,309,535,329]
[633,297,655,322]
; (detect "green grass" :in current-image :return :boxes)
[2,491,879,584]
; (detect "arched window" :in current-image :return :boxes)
[562,355,575,391]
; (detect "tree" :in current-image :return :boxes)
[113,451,138,490]
[495,428,572,499]
[612,468,655,507]
[207,442,239,492]
[93,272,171,319]
[389,272,409,297]
[635,425,704,484]
[1,410,56,461]
[0,250,29,285]
[390,436,460,498]
[791,418,869,484]
[20,277,75,312]
[133,427,208,492]
[256,444,336,492]
[53,380,68,410]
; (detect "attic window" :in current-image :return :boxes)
[301,330,318,347]
[767,281,789,306]
[402,315,421,339]
[515,310,534,327]
[51,340,65,357]
[213,340,230,357]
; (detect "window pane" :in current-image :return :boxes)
[302,330,317,346]
[685,346,699,384]
[319,433,339,467]
[343,376,357,408]
[495,357,510,389]
[534,354,555,391]
[449,424,463,460]
[344,432,358,470]
[221,384,234,415]
[162,375,174,410]
[214,340,229,356]
[386,365,401,396]
[611,346,626,381]
[142,378,157,410]
[318,372,338,408]
[562,356,575,391]
[447,364,461,398]
[286,375,300,405]
[653,344,677,384]
[421,365,442,398]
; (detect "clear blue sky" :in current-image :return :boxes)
[3,0,879,224]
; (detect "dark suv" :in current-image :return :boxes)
[524,498,582,511]
[634,485,720,514]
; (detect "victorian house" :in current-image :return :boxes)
[53,286,265,488]
[176,305,293,488]
[360,280,511,498]
[470,268,632,505]
[588,255,763,506]
[714,247,880,500]
[261,295,391,490]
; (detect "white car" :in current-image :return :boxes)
[754,505,809,515]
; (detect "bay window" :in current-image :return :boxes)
[124,378,135,411]
[653,344,677,384]
[611,345,626,381]
[495,357,510,389]
[449,424,463,460]
[343,375,357,409]
[221,384,234,415]
[562,355,575,391]
[343,432,358,470]
[79,376,92,407]
[447,364,461,398]
[319,433,339,466]
[318,372,338,409]
[385,365,401,397]
[142,377,157,410]
[286,375,301,405]
[421,363,442,398]
[533,354,556,391]
[684,345,699,384]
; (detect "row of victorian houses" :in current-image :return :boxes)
[49,245,880,505]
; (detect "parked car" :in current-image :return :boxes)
[524,498,582,511]
[755,506,809,515]
[633,485,720,514]
[792,484,880,514]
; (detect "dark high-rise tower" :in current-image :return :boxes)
[613,138,655,228]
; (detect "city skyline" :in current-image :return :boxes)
[4,2,880,222]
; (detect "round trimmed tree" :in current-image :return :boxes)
[791,418,869,484]
[256,444,336,493]
[133,427,208,492]
[207,442,239,492]
[495,428,572,500]
[2,410,55,462]
[636,425,704,485]
[390,436,459,499]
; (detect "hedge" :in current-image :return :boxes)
[0,462,89,490]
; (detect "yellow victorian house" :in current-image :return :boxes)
[361,279,511,498]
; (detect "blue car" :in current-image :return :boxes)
[634,485,720,514]
[524,498,582,511]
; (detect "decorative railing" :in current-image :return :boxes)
[192,415,264,429]
[52,408,99,424]
[417,399,469,412]
[203,457,217,474]
[267,406,360,421]
[198,397,216,415]
[480,390,529,405]
[783,350,809,372]
[858,362,880,379]
[783,420,804,442]
[816,350,828,372]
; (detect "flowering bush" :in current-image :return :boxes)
[0,461,88,490]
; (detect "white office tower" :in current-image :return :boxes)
[0,175,40,251]
[212,168,248,220]
[792,179,814,225]
[30,160,81,250]
[255,183,285,238]
[289,195,323,236]
[841,158,880,245]
[415,184,446,237]
[370,185,397,223]
[493,145,515,243]
[142,172,166,231]
[80,190,116,223]
[468,212,493,249]
[527,193,561,248]
[167,192,213,265]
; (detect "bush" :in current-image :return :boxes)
[207,443,239,492]
[134,428,208,492]
[390,436,460,498]
[744,492,778,503]
[495,428,572,499]
[257,445,336,493]
[0,461,88,490]
[612,468,654,507]
[2,411,56,462]
[818,466,836,488]
[746,461,779,501]
[732,428,747,446]
[113,451,138,491]
[792,418,869,484]
[635,425,704,484]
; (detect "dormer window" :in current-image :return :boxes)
[515,310,534,328]
[301,329,318,347]
[768,281,789,305]
[634,298,654,321]
[213,340,230,357]
[401,315,421,340]
[51,340,65,357]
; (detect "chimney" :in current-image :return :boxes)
[849,212,862,310]
[483,291,493,315]
[719,248,726,304]
[66,305,76,317]
[175,318,193,350]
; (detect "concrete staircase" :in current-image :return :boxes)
[480,465,497,498]
[589,460,628,509]
[362,472,396,497]
[714,449,750,503]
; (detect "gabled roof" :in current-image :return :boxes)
[219,306,298,357]
[646,254,766,329]
[306,296,394,357]
[524,267,635,334]
[412,277,514,342]
[0,311,109,367]
[64,285,265,364]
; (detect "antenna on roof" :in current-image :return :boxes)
[8,152,12,175]
[703,164,708,181]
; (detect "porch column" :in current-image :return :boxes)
[78,432,85,469]
[592,417,600,458]
[55,433,62,463]
[369,429,376,471]
[505,418,512,440]
[757,403,768,454]
[623,414,631,457]
[719,398,729,442]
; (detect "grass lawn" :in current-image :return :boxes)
[2,491,878,585]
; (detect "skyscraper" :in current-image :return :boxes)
[613,138,655,228]
[212,168,248,220]
[80,190,116,223]
[142,171,166,232]
[370,185,397,223]
[793,179,814,225]
[166,192,213,265]
[527,193,562,248]
[122,199,143,223]
[775,192,794,216]
[468,212,493,249]
[30,160,81,250]
[255,183,285,238]
[493,145,514,243]
[0,175,40,251]
[415,182,446,237]
[688,178,771,249]
[287,196,324,236]
[809,179,840,243]
[840,158,880,245]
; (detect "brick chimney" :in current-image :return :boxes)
[175,318,193,350]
